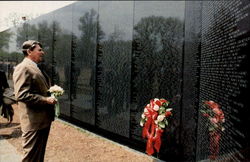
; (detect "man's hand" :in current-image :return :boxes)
[45,96,57,105]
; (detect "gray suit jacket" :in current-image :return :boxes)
[13,58,54,132]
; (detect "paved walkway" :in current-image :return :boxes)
[1,80,21,162]
[0,136,22,162]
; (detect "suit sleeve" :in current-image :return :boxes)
[13,66,47,105]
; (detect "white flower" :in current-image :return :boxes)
[140,120,145,127]
[141,113,146,119]
[49,85,63,92]
[144,108,148,113]
[154,120,158,125]
[157,114,165,122]
[166,108,173,112]
[48,85,64,97]
[154,98,159,102]
[153,105,160,111]
[210,117,218,124]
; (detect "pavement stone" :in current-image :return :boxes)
[0,136,22,162]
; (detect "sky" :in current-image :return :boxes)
[0,1,76,32]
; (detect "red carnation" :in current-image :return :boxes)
[160,99,167,103]
[213,108,223,116]
[205,101,220,109]
[165,111,172,117]
[155,100,162,106]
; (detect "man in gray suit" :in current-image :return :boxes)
[13,40,57,162]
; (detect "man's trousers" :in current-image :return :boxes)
[21,126,51,162]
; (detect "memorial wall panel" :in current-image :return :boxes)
[197,1,250,161]
[96,1,133,137]
[131,1,185,160]
[71,1,98,125]
[182,1,202,161]
[31,14,55,83]
[52,6,73,116]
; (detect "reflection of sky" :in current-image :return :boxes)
[99,1,134,41]
[72,1,99,36]
[134,1,185,23]
[32,1,99,37]
[7,1,185,51]
[99,1,185,41]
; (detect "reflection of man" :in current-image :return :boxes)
[13,40,57,162]
[0,70,13,122]
[72,66,80,99]
[0,70,9,102]
[64,64,71,100]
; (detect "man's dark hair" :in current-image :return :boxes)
[22,40,43,56]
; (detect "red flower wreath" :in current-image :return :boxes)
[200,100,225,132]
[140,98,172,155]
[200,100,225,160]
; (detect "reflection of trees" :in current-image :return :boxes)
[0,30,20,78]
[0,30,12,51]
[37,20,61,85]
[108,25,125,41]
[15,19,65,85]
[133,16,183,108]
[74,9,104,100]
[55,30,72,93]
[55,30,71,66]
[16,23,38,49]
[131,16,184,159]
[37,21,55,59]
[78,9,104,67]
[101,38,131,115]
[91,11,130,116]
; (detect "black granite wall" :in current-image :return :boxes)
[1,1,249,161]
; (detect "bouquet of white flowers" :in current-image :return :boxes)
[48,85,64,117]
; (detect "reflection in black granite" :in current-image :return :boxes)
[182,1,202,161]
[1,1,250,161]
[131,2,185,160]
[96,1,133,137]
[0,30,19,79]
[53,6,73,117]
[0,30,12,50]
[37,21,60,84]
[71,2,99,125]
[197,1,250,161]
